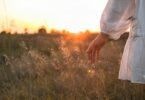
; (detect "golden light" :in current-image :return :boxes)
[0,0,107,33]
[87,68,96,76]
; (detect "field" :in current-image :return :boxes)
[0,32,145,100]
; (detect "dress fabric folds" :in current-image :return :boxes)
[100,0,145,83]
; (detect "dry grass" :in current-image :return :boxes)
[0,33,145,100]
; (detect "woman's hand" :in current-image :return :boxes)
[86,33,110,63]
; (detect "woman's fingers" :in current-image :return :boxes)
[87,48,98,64]
[86,49,92,63]
[91,48,100,63]
[91,49,96,63]
[88,52,92,62]
[86,45,94,63]
[86,40,98,63]
[86,46,100,64]
[96,49,100,62]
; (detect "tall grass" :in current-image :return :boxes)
[0,33,145,100]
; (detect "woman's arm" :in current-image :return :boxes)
[87,0,135,63]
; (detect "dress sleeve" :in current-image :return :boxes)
[100,0,135,40]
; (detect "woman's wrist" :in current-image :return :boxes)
[99,32,110,42]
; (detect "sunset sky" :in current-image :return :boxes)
[0,0,107,33]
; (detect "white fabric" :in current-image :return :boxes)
[100,0,145,83]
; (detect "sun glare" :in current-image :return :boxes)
[0,0,107,33]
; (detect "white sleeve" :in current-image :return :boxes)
[100,0,135,40]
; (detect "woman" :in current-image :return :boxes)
[86,0,145,84]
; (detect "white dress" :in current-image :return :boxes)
[100,0,145,83]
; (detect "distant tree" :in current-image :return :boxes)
[38,26,47,34]
[50,29,62,34]
[85,30,91,34]
[24,28,28,34]
[0,31,7,35]
[50,29,56,34]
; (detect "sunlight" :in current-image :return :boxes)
[0,0,107,33]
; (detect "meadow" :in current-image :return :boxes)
[0,32,145,100]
